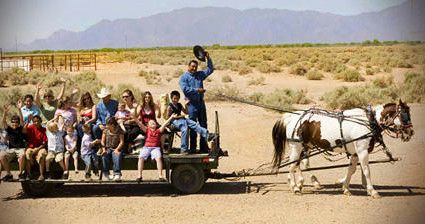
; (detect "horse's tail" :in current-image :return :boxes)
[272,118,287,169]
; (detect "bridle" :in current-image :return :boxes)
[380,104,412,139]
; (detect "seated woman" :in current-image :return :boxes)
[100,117,124,181]
[0,101,27,181]
[121,89,141,145]
[137,91,161,130]
[76,92,97,139]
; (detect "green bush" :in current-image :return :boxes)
[372,76,394,88]
[290,63,308,76]
[250,88,311,108]
[334,69,365,82]
[238,66,252,75]
[247,76,266,86]
[321,85,399,110]
[401,72,425,102]
[305,70,324,80]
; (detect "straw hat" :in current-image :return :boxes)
[97,87,111,98]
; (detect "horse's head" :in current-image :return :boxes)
[380,99,414,142]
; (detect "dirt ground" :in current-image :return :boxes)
[0,62,424,224]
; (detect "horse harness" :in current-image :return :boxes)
[287,107,388,160]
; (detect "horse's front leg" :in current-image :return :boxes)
[342,155,359,196]
[358,150,381,198]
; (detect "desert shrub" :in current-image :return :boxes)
[257,63,281,73]
[334,69,364,82]
[250,88,311,108]
[401,72,425,102]
[305,70,324,80]
[365,67,380,76]
[247,76,266,86]
[238,66,252,75]
[290,63,308,76]
[138,70,162,85]
[245,58,261,68]
[173,68,184,78]
[383,66,392,73]
[0,72,6,86]
[0,87,25,116]
[372,76,394,88]
[221,74,233,83]
[205,85,242,102]
[321,85,398,110]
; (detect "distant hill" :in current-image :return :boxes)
[21,1,425,50]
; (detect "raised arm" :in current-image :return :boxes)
[16,100,24,126]
[1,104,9,128]
[159,114,176,133]
[200,52,214,80]
[34,82,43,106]
[56,79,66,101]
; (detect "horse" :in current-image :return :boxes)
[272,99,414,198]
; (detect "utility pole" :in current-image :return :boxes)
[15,35,18,52]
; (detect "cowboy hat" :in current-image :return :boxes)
[193,45,206,62]
[97,87,111,98]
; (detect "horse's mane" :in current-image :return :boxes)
[383,103,396,108]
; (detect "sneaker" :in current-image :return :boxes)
[93,170,99,177]
[1,174,13,182]
[84,173,91,181]
[62,172,69,179]
[38,175,45,181]
[113,175,121,182]
[207,133,218,142]
[180,150,190,155]
[136,177,143,183]
[18,173,26,181]
[45,171,51,180]
[102,173,111,181]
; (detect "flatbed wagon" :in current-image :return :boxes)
[4,112,227,197]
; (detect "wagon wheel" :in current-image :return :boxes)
[171,164,205,194]
[21,181,54,197]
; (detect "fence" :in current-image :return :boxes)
[0,51,97,72]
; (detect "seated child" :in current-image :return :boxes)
[115,101,131,132]
[136,114,176,182]
[64,126,79,174]
[0,102,27,182]
[24,115,48,181]
[167,90,216,154]
[45,116,66,179]
[81,124,100,181]
[100,117,125,181]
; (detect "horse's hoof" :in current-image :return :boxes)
[343,189,352,196]
[313,182,323,190]
[293,187,302,195]
[368,190,381,199]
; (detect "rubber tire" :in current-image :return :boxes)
[21,181,54,197]
[171,164,205,194]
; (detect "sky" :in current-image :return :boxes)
[0,0,407,48]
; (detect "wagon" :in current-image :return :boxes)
[5,112,227,197]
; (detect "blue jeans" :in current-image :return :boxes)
[92,124,103,140]
[187,103,208,153]
[102,148,123,176]
[172,118,208,152]
[82,153,99,175]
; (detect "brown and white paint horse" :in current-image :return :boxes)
[272,100,414,198]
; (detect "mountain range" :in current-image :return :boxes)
[21,1,425,51]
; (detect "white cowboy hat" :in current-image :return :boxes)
[97,87,111,98]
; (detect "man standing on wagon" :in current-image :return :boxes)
[179,47,214,153]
